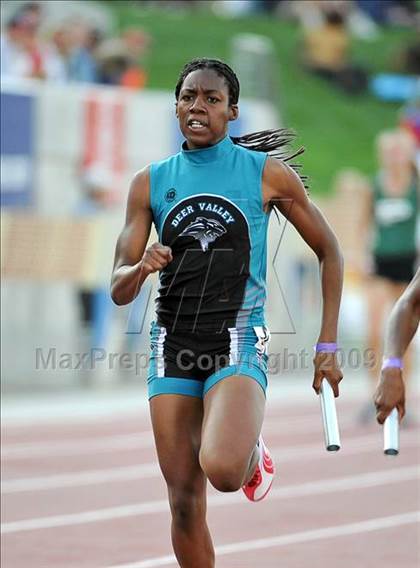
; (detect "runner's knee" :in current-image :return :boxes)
[199,451,246,492]
[168,487,206,529]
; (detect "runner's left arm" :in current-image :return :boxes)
[263,157,344,396]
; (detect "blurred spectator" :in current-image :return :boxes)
[292,0,349,29]
[303,9,349,72]
[1,2,66,81]
[400,99,420,148]
[302,8,368,94]
[401,41,420,75]
[1,3,149,88]
[387,0,419,26]
[68,24,101,83]
[355,0,418,27]
[50,25,72,74]
[356,0,395,25]
[1,15,32,78]
[289,0,379,41]
[51,21,100,83]
[95,28,150,89]
[120,27,150,88]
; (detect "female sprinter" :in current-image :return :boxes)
[111,58,344,567]
[359,129,418,422]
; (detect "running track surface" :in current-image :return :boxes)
[1,384,419,567]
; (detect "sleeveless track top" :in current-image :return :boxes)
[372,172,418,257]
[150,135,270,332]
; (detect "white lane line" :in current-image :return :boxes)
[2,432,418,494]
[1,432,154,459]
[108,511,420,568]
[0,392,319,429]
[1,412,350,460]
[1,466,418,534]
[1,464,160,493]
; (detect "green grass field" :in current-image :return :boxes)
[106,2,415,193]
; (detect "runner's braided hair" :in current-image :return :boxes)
[175,58,308,190]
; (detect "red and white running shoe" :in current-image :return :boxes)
[242,435,274,502]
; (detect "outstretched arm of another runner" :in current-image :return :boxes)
[374,269,420,423]
[263,157,344,397]
[111,167,172,306]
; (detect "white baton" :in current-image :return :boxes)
[319,379,341,452]
[384,408,399,456]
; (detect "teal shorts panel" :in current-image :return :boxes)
[147,322,270,400]
[148,377,204,400]
[203,362,267,397]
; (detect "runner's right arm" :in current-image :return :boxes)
[110,167,172,305]
[374,269,420,423]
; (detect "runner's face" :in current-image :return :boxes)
[176,69,238,149]
[378,132,415,171]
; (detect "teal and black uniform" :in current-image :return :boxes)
[147,135,271,399]
[372,172,418,283]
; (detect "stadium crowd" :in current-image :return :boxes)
[1,1,151,88]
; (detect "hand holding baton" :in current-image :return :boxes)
[377,358,403,455]
[319,379,341,452]
[383,408,399,456]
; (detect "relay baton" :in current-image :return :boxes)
[319,379,341,451]
[383,408,399,456]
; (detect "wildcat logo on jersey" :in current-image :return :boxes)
[180,217,226,252]
[161,194,248,255]
[165,188,176,202]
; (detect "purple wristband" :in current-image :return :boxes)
[315,342,338,353]
[382,357,403,370]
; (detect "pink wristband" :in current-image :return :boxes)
[382,357,403,370]
[315,342,338,353]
